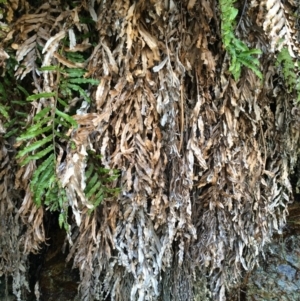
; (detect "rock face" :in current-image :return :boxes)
[37,218,79,301]
[38,249,79,301]
[246,235,300,301]
[244,202,300,301]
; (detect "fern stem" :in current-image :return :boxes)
[52,64,61,162]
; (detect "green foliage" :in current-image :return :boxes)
[14,63,107,231]
[85,151,121,213]
[0,55,28,136]
[276,47,300,100]
[0,102,9,120]
[39,66,99,104]
[219,0,262,80]
[15,78,77,229]
[0,0,7,17]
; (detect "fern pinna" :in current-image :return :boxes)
[219,0,263,80]
[0,55,28,138]
[276,46,300,100]
[84,151,120,214]
[15,64,112,230]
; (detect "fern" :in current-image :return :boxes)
[0,103,9,120]
[59,68,98,103]
[276,47,300,100]
[219,0,263,80]
[84,151,121,213]
[40,66,99,104]
[19,93,76,227]
[16,89,77,228]
[0,55,29,136]
[15,61,110,230]
[15,65,78,230]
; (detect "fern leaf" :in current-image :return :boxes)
[84,153,120,213]
[85,172,99,193]
[57,97,69,107]
[16,84,30,97]
[11,100,28,106]
[55,109,77,127]
[58,212,67,229]
[229,61,241,81]
[237,57,263,79]
[92,192,104,208]
[43,176,58,201]
[33,107,52,121]
[15,111,28,117]
[34,172,55,205]
[31,153,55,187]
[276,46,300,95]
[64,68,86,77]
[85,164,94,179]
[18,125,53,140]
[220,0,262,80]
[17,135,53,158]
[69,78,100,85]
[4,127,19,138]
[26,92,56,101]
[39,66,63,72]
[67,83,90,102]
[17,118,52,140]
[232,39,248,52]
[65,52,85,63]
[0,104,9,120]
[86,180,102,199]
[239,49,263,56]
[21,144,54,166]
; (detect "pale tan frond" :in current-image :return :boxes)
[0,139,38,299]
[262,0,300,55]
[2,0,300,300]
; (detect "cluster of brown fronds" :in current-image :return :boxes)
[0,138,31,301]
[1,0,300,300]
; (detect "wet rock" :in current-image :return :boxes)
[244,208,300,301]
[38,226,79,301]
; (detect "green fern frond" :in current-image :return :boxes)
[65,52,85,63]
[14,55,110,230]
[21,144,54,166]
[84,152,120,213]
[276,47,298,94]
[219,0,262,81]
[55,108,78,127]
[64,68,86,77]
[0,63,29,132]
[58,67,99,104]
[68,78,99,85]
[66,83,90,102]
[13,74,80,229]
[0,104,9,120]
[16,83,77,211]
[26,92,56,101]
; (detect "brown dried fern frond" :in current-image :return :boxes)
[261,0,300,56]
[0,138,31,300]
[67,0,298,300]
[2,0,300,300]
